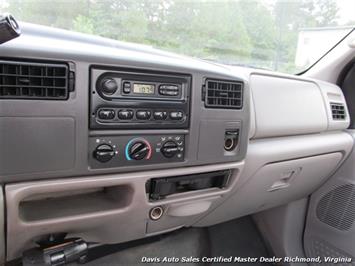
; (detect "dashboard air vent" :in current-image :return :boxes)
[204,79,243,109]
[330,103,346,120]
[0,60,70,100]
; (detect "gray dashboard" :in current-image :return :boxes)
[0,22,353,261]
[0,22,250,183]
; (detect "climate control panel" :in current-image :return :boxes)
[89,135,185,169]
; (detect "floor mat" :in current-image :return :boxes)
[70,228,210,266]
[20,216,271,266]
[208,216,272,265]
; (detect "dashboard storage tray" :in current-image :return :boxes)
[147,170,230,200]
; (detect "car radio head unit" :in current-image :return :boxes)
[90,68,191,129]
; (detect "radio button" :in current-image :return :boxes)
[118,110,134,120]
[98,109,115,120]
[169,111,184,120]
[159,84,179,96]
[153,111,168,120]
[123,82,131,94]
[164,90,178,96]
[136,110,151,120]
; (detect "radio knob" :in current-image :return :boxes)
[161,141,179,158]
[129,141,150,160]
[94,144,115,163]
[100,78,118,94]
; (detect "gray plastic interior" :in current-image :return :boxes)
[253,198,309,266]
[195,132,353,227]
[5,161,243,259]
[0,22,354,262]
[0,186,4,264]
[0,117,75,175]
[304,130,355,262]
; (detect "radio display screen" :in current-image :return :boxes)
[133,83,155,94]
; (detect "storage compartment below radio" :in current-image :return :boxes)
[146,170,230,200]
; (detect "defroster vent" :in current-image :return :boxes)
[204,79,243,109]
[330,102,346,120]
[0,60,72,100]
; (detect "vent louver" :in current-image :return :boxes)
[330,103,346,120]
[0,60,70,100]
[204,79,243,109]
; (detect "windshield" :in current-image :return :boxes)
[1,0,354,74]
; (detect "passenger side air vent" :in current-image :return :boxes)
[0,60,72,100]
[330,103,346,120]
[203,79,243,109]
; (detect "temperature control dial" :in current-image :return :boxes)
[94,144,115,163]
[126,139,152,161]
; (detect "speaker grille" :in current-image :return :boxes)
[316,183,355,231]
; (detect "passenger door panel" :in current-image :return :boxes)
[304,130,355,262]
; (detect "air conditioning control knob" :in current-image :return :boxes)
[129,141,150,160]
[100,78,118,94]
[161,141,179,158]
[93,144,115,163]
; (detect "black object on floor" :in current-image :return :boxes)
[9,216,271,266]
[69,228,210,266]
